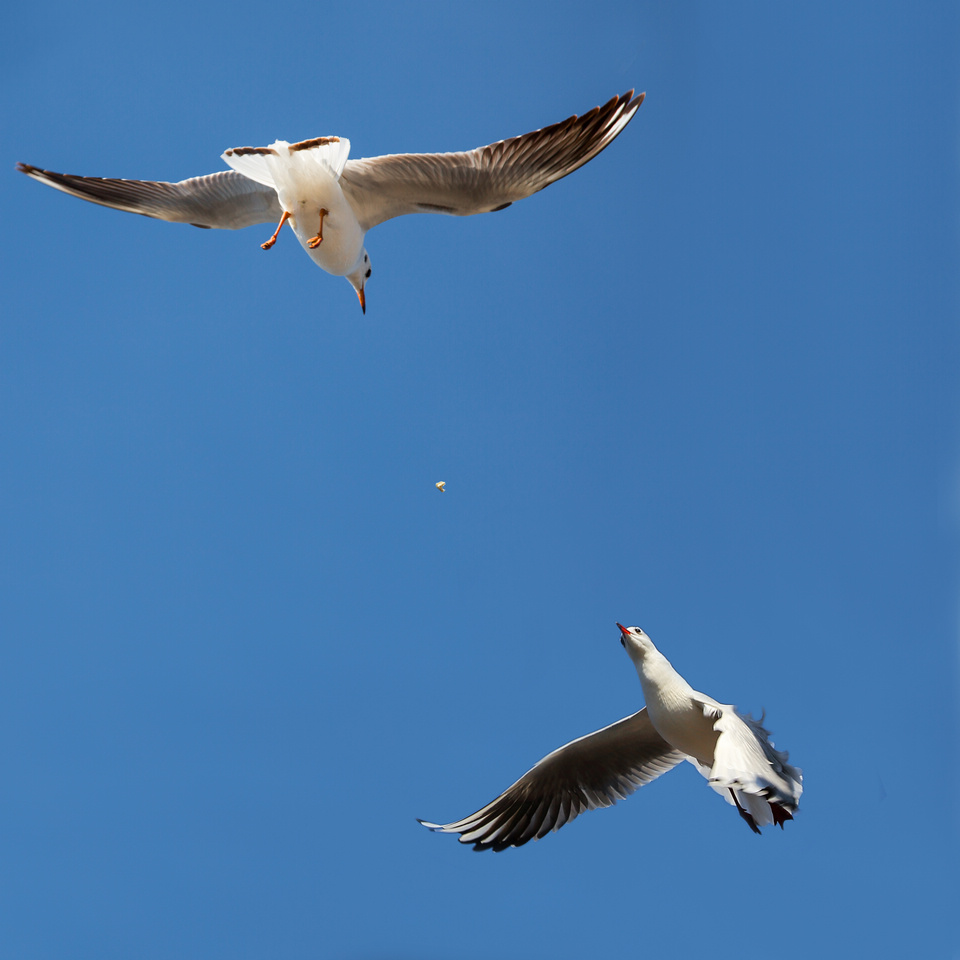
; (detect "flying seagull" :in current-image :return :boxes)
[17,90,644,314]
[419,623,801,850]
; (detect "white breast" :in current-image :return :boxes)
[284,175,364,277]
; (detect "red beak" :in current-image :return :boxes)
[616,623,629,635]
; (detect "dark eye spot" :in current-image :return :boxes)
[365,269,371,279]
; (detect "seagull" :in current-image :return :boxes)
[17,90,644,314]
[419,623,801,850]
[435,482,446,492]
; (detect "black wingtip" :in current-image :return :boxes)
[729,788,762,834]
[769,802,794,829]
[736,805,762,834]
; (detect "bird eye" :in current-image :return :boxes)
[365,268,372,278]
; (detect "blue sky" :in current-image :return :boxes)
[2,2,957,957]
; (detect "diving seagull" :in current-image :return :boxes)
[17,90,644,314]
[419,623,802,850]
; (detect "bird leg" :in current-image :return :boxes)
[306,208,329,249]
[261,210,291,250]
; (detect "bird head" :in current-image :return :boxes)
[617,623,654,664]
[346,249,372,314]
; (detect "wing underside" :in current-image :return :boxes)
[17,163,282,230]
[419,707,683,851]
[340,90,644,230]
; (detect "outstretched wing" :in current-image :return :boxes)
[340,90,644,231]
[419,707,683,852]
[17,163,282,230]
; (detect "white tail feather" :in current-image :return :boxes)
[222,137,351,190]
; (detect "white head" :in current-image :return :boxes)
[617,623,658,667]
[346,249,372,314]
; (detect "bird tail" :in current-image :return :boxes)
[222,138,351,188]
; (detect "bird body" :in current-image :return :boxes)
[625,632,720,765]
[419,624,801,850]
[620,625,800,830]
[221,138,368,282]
[17,90,644,312]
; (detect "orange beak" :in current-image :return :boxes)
[357,287,366,314]
[617,623,629,635]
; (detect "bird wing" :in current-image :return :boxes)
[692,697,803,831]
[16,163,282,230]
[339,90,644,232]
[418,707,683,852]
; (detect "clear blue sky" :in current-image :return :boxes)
[2,3,957,958]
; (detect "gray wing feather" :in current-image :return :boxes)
[418,707,683,852]
[17,163,282,230]
[340,90,644,231]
